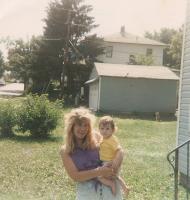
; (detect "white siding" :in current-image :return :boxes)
[89,81,99,111]
[89,67,98,80]
[97,42,164,66]
[178,0,190,176]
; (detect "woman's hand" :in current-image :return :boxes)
[98,165,116,178]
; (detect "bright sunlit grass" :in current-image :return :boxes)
[0,104,177,200]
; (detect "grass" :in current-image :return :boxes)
[0,103,178,200]
[118,118,176,199]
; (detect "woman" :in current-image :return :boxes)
[60,107,123,200]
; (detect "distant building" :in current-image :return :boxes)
[97,26,166,66]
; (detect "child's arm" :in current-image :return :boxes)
[112,148,124,171]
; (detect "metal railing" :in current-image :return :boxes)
[167,139,190,200]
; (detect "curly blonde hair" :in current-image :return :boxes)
[64,107,97,154]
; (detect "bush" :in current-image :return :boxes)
[18,94,62,137]
[0,100,18,136]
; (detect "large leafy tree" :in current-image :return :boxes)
[168,30,183,68]
[43,0,104,98]
[144,27,183,69]
[7,37,41,90]
[7,36,63,93]
[29,37,63,93]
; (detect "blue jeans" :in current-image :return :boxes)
[76,179,123,200]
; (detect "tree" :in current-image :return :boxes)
[7,37,41,90]
[0,51,4,77]
[134,55,154,66]
[43,0,104,98]
[78,34,104,62]
[144,27,183,68]
[28,37,63,93]
[145,28,177,44]
[168,30,183,69]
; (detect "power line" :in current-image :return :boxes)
[43,38,63,41]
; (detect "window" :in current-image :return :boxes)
[105,46,113,58]
[146,48,153,56]
[129,55,136,65]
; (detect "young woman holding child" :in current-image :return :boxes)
[60,107,128,199]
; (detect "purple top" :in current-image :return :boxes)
[70,148,100,171]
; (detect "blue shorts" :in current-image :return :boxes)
[76,179,123,200]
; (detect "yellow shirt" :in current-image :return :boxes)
[99,135,121,161]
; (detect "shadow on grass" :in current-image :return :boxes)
[0,134,63,143]
[95,111,177,122]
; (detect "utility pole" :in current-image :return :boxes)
[60,9,72,98]
[59,8,87,98]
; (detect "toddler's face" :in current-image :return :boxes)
[99,123,113,139]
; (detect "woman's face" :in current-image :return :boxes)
[73,120,89,140]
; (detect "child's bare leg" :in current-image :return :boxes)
[98,177,116,195]
[117,176,130,196]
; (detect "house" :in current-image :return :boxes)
[175,0,190,189]
[97,26,166,66]
[86,62,179,113]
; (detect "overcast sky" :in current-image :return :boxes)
[0,0,187,40]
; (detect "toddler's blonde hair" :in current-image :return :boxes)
[99,115,116,131]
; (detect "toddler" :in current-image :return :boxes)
[98,116,130,196]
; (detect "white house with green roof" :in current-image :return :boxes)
[97,26,166,66]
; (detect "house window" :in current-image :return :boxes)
[146,48,153,56]
[129,55,136,65]
[105,46,113,58]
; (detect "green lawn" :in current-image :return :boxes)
[0,106,177,200]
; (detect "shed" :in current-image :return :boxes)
[86,62,179,113]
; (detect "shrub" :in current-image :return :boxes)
[0,100,18,136]
[18,94,62,137]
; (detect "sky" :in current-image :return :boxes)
[0,0,187,40]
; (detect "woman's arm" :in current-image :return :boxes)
[60,147,115,182]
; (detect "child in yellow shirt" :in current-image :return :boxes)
[98,116,130,196]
